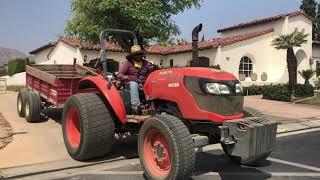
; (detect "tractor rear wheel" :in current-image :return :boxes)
[138,114,195,180]
[62,93,115,161]
[17,89,28,117]
[25,92,41,123]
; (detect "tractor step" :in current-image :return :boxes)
[126,115,151,123]
[191,134,209,147]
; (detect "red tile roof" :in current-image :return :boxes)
[217,10,313,33]
[158,28,274,55]
[59,37,124,52]
[33,28,274,57]
[29,42,56,54]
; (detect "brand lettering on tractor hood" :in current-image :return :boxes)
[168,83,180,88]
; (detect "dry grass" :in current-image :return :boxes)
[296,92,320,106]
[6,85,25,92]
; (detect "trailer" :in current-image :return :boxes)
[17,61,99,122]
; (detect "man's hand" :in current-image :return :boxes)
[115,80,122,88]
[122,75,129,80]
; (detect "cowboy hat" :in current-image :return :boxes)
[126,45,145,60]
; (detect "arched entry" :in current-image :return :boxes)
[295,49,308,84]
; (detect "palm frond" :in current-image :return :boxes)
[271,31,309,49]
[299,69,316,84]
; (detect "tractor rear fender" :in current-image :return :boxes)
[77,76,127,123]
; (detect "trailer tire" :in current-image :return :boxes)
[25,92,41,123]
[62,93,115,161]
[17,89,28,117]
[138,113,195,180]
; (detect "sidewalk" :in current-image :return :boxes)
[245,95,320,133]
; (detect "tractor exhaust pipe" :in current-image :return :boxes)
[192,23,202,66]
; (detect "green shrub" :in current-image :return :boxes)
[209,64,221,70]
[295,84,314,97]
[262,84,291,102]
[243,85,266,96]
[0,66,7,76]
[8,59,25,76]
[262,84,314,102]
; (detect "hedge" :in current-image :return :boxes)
[243,85,266,96]
[262,84,314,102]
[295,84,314,97]
[262,85,291,102]
[8,58,25,76]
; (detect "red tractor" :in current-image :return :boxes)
[17,25,277,180]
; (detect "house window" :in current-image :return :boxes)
[160,59,163,66]
[170,59,174,67]
[239,56,253,77]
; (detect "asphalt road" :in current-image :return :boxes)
[13,129,320,180]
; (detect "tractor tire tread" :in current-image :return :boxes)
[62,93,115,161]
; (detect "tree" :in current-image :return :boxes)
[299,69,316,84]
[316,4,320,40]
[65,0,202,51]
[271,31,309,100]
[300,0,317,39]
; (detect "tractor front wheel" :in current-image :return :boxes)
[138,114,195,180]
[62,93,115,161]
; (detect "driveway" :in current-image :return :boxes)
[0,91,69,168]
[244,95,320,123]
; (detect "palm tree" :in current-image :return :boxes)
[271,31,308,100]
[299,69,316,84]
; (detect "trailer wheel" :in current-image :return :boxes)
[17,89,28,117]
[25,92,41,123]
[62,93,115,161]
[138,114,195,180]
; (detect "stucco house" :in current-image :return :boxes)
[30,10,320,85]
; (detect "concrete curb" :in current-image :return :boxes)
[276,120,320,134]
[0,157,130,179]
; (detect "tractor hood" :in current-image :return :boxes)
[144,67,243,122]
[157,67,238,81]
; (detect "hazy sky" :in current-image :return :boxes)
[0,0,314,53]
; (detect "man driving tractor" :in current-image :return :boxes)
[117,45,156,114]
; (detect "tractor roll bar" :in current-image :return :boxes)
[99,28,138,76]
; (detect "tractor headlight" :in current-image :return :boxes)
[205,83,230,95]
[235,83,243,94]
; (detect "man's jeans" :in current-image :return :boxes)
[129,81,141,108]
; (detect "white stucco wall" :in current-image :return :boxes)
[218,14,313,86]
[47,42,80,64]
[1,72,26,86]
[33,48,52,64]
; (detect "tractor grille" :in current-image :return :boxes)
[184,76,244,116]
